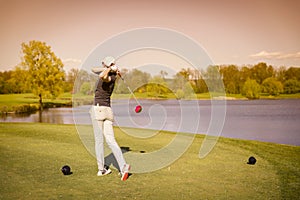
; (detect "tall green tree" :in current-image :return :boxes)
[220,65,240,94]
[284,67,300,81]
[172,69,189,91]
[250,62,274,84]
[65,68,79,93]
[196,78,208,93]
[203,65,224,93]
[73,69,89,94]
[21,40,65,110]
[276,66,287,83]
[0,71,13,94]
[186,68,203,93]
[160,70,168,79]
[239,66,251,84]
[8,66,31,93]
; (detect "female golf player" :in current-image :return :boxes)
[90,56,130,181]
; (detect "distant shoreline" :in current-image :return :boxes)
[1,93,300,114]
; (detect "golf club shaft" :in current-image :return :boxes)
[119,75,140,105]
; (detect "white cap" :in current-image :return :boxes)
[102,56,115,67]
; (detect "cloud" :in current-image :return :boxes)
[62,58,82,71]
[63,58,82,64]
[277,52,300,59]
[250,51,281,59]
[250,51,300,60]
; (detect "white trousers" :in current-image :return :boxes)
[90,105,126,171]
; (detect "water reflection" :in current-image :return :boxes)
[0,107,75,124]
[1,99,300,146]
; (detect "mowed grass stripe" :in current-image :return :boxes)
[0,123,299,199]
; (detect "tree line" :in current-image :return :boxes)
[0,66,78,95]
[75,62,300,100]
[219,63,300,98]
[1,40,300,103]
[126,63,300,99]
[1,59,300,100]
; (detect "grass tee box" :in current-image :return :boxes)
[0,93,74,113]
[0,123,299,199]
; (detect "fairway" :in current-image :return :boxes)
[0,123,299,199]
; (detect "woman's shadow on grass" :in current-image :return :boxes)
[104,146,132,173]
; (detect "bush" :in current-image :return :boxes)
[0,105,9,114]
[242,79,261,99]
[262,77,283,96]
[284,79,300,94]
[12,104,39,114]
[176,89,185,99]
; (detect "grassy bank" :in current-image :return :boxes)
[0,93,73,113]
[0,123,299,199]
[1,92,300,113]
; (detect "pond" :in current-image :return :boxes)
[1,99,299,146]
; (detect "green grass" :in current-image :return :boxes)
[0,93,37,105]
[0,93,90,113]
[0,123,299,199]
[0,93,74,105]
[260,93,300,99]
[0,93,73,112]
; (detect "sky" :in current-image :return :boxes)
[0,0,299,73]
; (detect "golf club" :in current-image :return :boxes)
[118,73,142,113]
[92,67,143,113]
